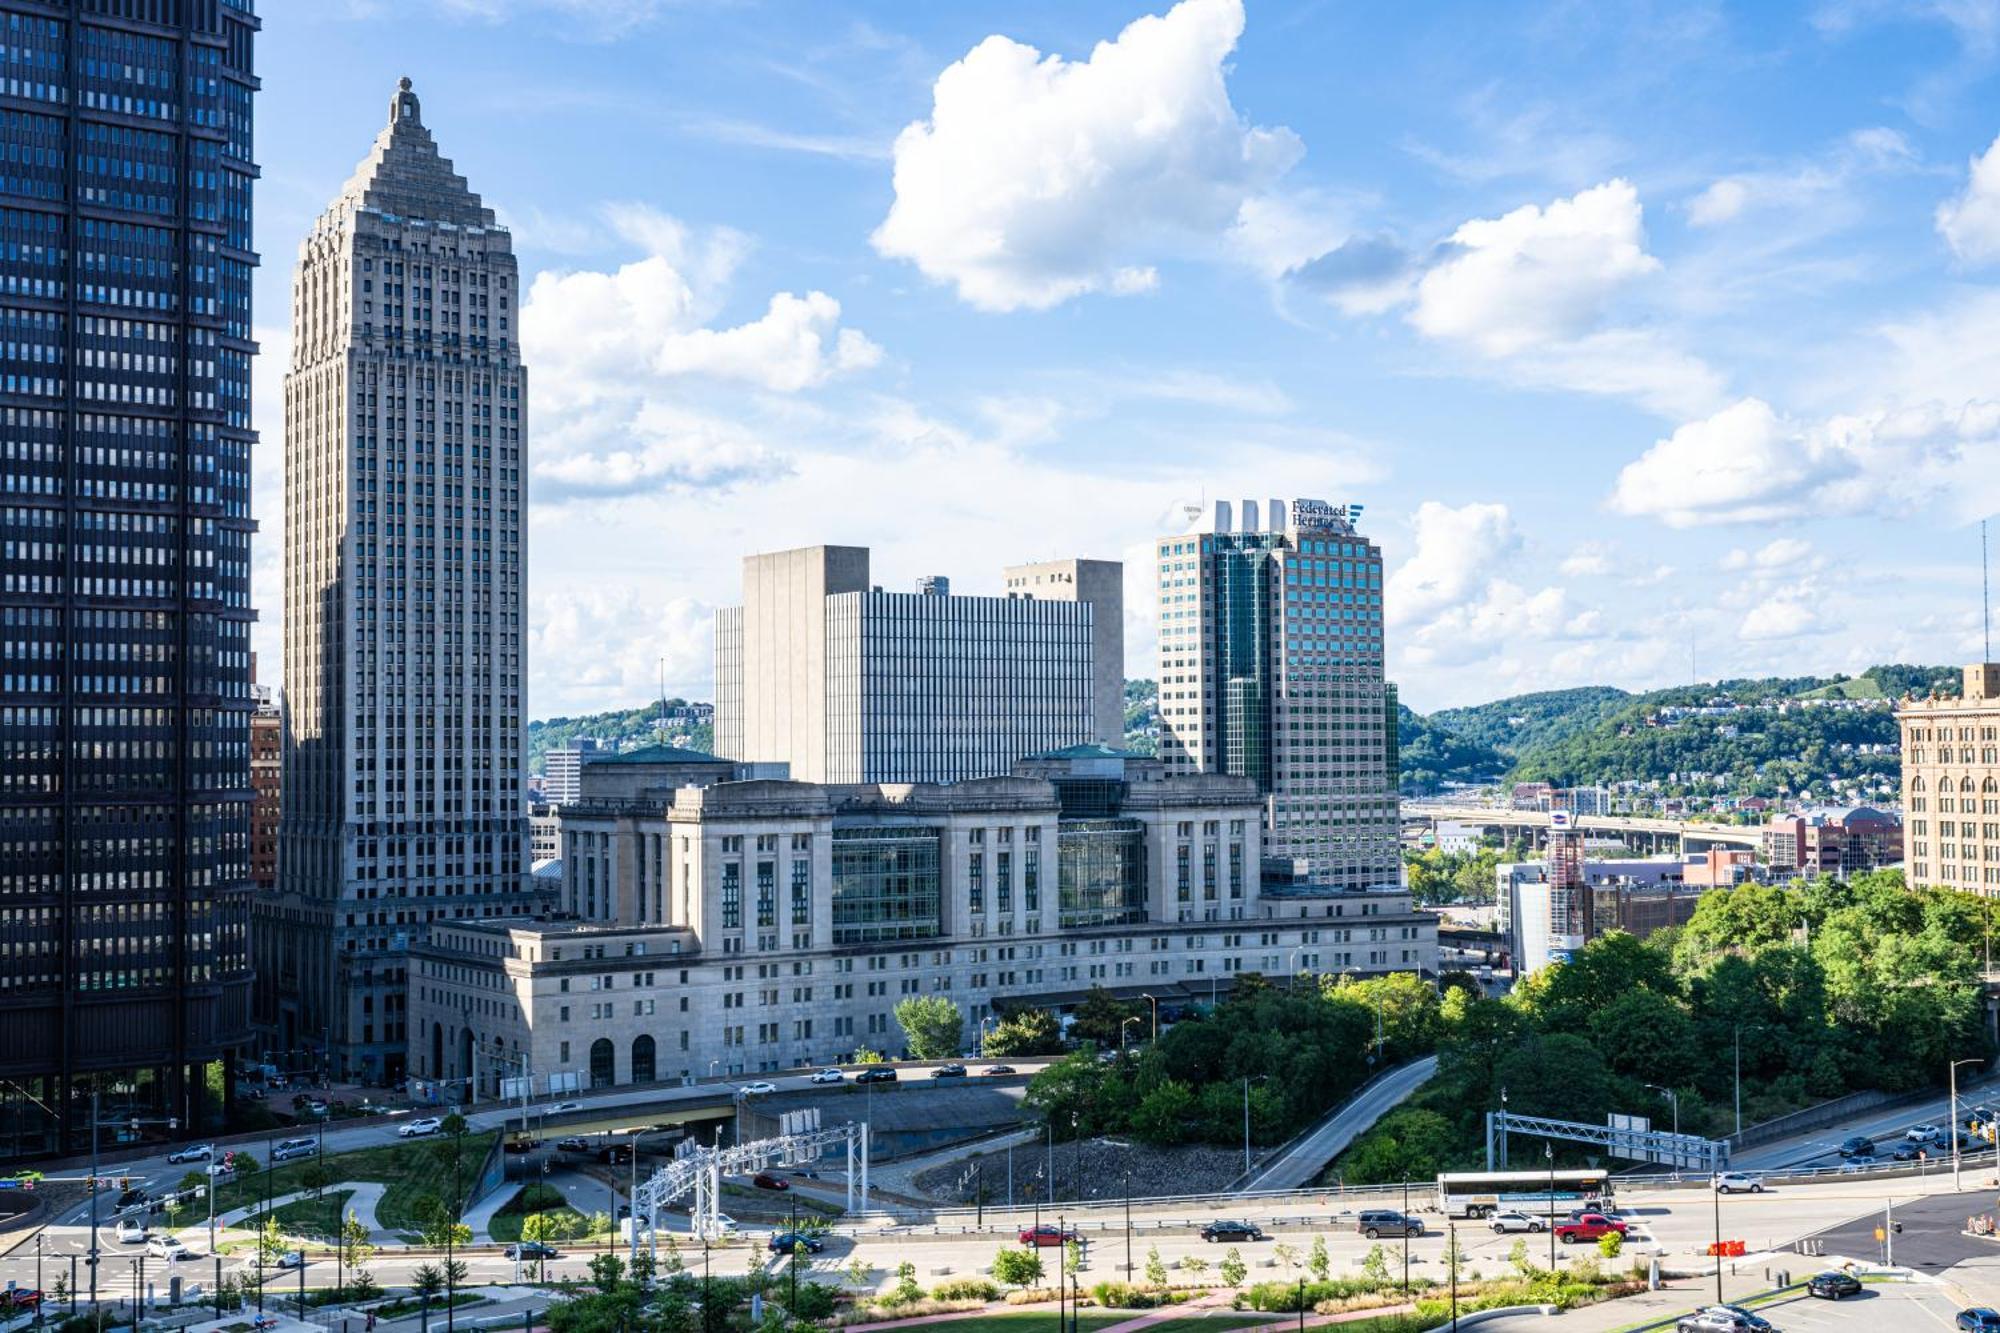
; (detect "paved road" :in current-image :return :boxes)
[1240,1057,1438,1192]
[1736,1078,2000,1174]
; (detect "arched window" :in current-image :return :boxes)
[589,1038,616,1089]
[1912,776,1927,792]
[632,1034,656,1085]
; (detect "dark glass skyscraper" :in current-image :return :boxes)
[0,0,259,1158]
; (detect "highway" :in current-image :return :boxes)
[1735,1078,2000,1173]
[1241,1056,1437,1192]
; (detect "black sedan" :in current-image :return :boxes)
[768,1231,826,1254]
[1200,1220,1266,1243]
[1838,1135,1876,1158]
[505,1242,559,1261]
[929,1064,968,1079]
[1806,1271,1863,1300]
[855,1067,898,1084]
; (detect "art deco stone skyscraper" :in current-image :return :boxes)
[265,79,529,1082]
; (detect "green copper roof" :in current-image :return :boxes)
[584,744,726,765]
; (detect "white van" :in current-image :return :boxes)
[271,1136,317,1163]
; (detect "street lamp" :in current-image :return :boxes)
[1241,1075,1269,1176]
[1543,1143,1556,1273]
[1952,1057,1984,1191]
[1120,1016,1140,1058]
[1138,993,1159,1044]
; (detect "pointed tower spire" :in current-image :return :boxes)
[324,75,496,229]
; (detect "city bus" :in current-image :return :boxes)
[1436,1169,1614,1220]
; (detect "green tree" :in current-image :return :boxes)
[297,1160,332,1200]
[983,1008,1064,1057]
[1597,1231,1623,1260]
[340,1209,375,1285]
[850,1047,885,1065]
[1307,1234,1330,1282]
[891,1261,921,1305]
[587,1252,625,1294]
[1069,987,1137,1049]
[1219,1248,1247,1287]
[1442,1233,1466,1283]
[992,1247,1043,1290]
[844,1257,874,1294]
[1272,1242,1299,1274]
[411,1263,445,1305]
[1131,1079,1195,1145]
[1144,1245,1168,1288]
[256,1215,287,1265]
[1361,1244,1389,1284]
[1179,1254,1209,1278]
[893,995,965,1060]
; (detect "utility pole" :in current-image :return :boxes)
[1953,1058,1982,1192]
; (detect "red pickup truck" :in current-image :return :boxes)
[1555,1213,1628,1244]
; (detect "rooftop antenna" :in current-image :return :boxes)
[1985,518,1992,663]
[658,656,667,735]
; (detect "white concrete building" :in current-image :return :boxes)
[269,79,534,1081]
[543,739,603,806]
[409,745,1437,1091]
[1154,498,1399,889]
[714,546,1123,784]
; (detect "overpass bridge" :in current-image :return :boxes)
[1408,803,1762,856]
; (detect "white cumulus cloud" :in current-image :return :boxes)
[1937,130,2000,262]
[1721,538,1815,572]
[523,208,881,402]
[871,0,1300,311]
[1386,500,1594,670]
[1411,179,1661,356]
[1610,395,2000,527]
[1740,599,1823,641]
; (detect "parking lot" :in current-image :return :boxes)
[1473,1278,1967,1330]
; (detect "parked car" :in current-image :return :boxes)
[929,1064,968,1080]
[1838,1135,1876,1158]
[1712,1172,1764,1194]
[1199,1220,1265,1243]
[855,1067,897,1085]
[506,1242,559,1261]
[809,1068,845,1085]
[1554,1213,1627,1244]
[768,1231,826,1254]
[1018,1224,1078,1247]
[1486,1210,1544,1234]
[400,1117,443,1138]
[166,1144,213,1165]
[555,1136,590,1153]
[1806,1270,1863,1300]
[5,1290,41,1310]
[1676,1307,1773,1332]
[737,1081,778,1097]
[1959,1310,2000,1331]
[752,1173,790,1191]
[1355,1210,1425,1240]
[146,1236,190,1262]
[982,1065,1017,1077]
[114,1219,148,1244]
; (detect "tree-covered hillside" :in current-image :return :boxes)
[527,703,712,775]
[1425,686,1630,759]
[1396,705,1506,794]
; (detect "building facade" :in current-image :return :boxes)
[1899,664,2000,891]
[1498,856,1702,974]
[408,746,1436,1093]
[266,78,532,1082]
[251,693,280,889]
[542,738,601,807]
[1154,498,1398,889]
[0,0,260,1157]
[1760,806,1902,880]
[714,545,1122,785]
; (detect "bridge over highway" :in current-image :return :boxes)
[1408,802,1762,854]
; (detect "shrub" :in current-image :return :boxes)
[1088,1281,1184,1310]
[929,1278,1000,1302]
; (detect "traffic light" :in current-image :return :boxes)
[84,1177,97,1191]
[117,1178,130,1190]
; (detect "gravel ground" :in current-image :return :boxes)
[911,1137,1248,1203]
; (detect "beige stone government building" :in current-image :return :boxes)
[1899,664,2000,891]
[409,746,1436,1094]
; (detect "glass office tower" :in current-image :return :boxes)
[0,0,260,1158]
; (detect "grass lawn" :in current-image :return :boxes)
[212,1132,497,1233]
[269,1188,353,1241]
[486,1183,590,1244]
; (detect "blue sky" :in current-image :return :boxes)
[252,0,2000,716]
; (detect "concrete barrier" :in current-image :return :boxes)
[1420,1305,1555,1332]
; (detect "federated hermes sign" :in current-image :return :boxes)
[1291,499,1364,531]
